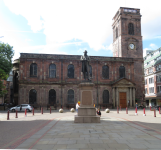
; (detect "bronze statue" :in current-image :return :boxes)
[80,50,91,80]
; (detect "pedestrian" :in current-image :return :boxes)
[96,108,101,117]
[136,103,138,109]
[76,101,80,115]
[20,105,22,111]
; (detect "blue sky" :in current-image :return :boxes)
[0,0,161,61]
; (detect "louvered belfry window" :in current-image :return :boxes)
[68,89,74,104]
[128,23,134,35]
[68,64,74,78]
[30,63,37,77]
[102,65,109,79]
[103,90,109,104]
[49,64,56,78]
[29,89,37,104]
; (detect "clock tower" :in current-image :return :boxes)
[112,7,143,58]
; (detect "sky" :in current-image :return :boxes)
[0,0,161,61]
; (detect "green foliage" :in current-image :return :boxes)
[0,42,14,75]
[0,42,14,97]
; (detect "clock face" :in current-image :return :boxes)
[129,43,135,50]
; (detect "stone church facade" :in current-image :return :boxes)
[13,7,144,108]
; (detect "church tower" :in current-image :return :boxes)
[112,7,143,58]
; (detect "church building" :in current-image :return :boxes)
[12,7,144,108]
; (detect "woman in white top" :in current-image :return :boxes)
[76,102,80,114]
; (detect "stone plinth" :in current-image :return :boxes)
[74,82,100,123]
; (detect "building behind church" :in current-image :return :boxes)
[12,7,144,109]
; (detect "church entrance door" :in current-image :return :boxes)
[49,89,56,105]
[119,92,127,108]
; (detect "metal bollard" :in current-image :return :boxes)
[154,108,156,117]
[25,109,27,117]
[50,106,51,114]
[150,106,151,111]
[7,110,10,120]
[126,107,128,114]
[15,110,18,118]
[143,108,146,116]
[117,107,119,114]
[41,107,43,114]
[33,108,34,116]
[135,107,138,115]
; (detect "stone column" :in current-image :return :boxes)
[130,87,132,107]
[133,88,135,107]
[112,87,115,107]
[116,87,118,107]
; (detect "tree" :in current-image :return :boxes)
[0,42,14,97]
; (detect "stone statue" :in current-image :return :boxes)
[80,50,91,80]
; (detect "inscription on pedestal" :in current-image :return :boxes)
[82,91,92,105]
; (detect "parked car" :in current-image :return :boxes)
[9,104,33,112]
[155,106,161,111]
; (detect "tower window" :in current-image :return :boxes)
[116,27,118,38]
[128,23,134,35]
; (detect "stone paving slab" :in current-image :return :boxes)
[13,115,161,150]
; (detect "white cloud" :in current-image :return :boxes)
[150,43,158,50]
[3,0,161,53]
[143,43,158,57]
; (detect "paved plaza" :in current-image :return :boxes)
[0,109,161,150]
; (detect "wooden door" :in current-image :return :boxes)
[119,92,127,108]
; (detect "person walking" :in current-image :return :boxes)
[76,101,80,115]
[136,103,138,109]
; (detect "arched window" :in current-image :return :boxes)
[67,89,74,103]
[29,89,37,104]
[68,64,74,78]
[116,27,118,38]
[103,90,109,104]
[89,65,92,77]
[128,23,134,35]
[30,63,37,77]
[49,64,56,78]
[102,65,109,79]
[49,89,56,105]
[119,66,125,78]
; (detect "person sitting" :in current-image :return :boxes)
[96,108,101,117]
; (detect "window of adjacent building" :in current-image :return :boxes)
[49,89,56,105]
[49,64,56,78]
[148,67,153,74]
[29,89,37,104]
[149,77,154,84]
[157,86,161,93]
[128,23,134,35]
[145,79,147,85]
[119,66,125,78]
[103,90,109,104]
[30,63,37,77]
[149,87,154,93]
[67,89,74,104]
[102,65,109,79]
[145,88,147,94]
[89,65,92,77]
[67,64,74,78]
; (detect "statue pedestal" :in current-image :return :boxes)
[74,82,100,123]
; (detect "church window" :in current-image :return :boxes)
[128,23,134,35]
[29,89,37,104]
[30,63,37,77]
[68,64,74,78]
[103,90,109,104]
[49,64,56,78]
[49,89,56,105]
[116,27,118,38]
[119,66,125,78]
[67,89,74,104]
[102,65,109,79]
[89,65,92,77]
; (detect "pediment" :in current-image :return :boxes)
[112,78,135,87]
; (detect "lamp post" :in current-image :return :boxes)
[97,59,98,108]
